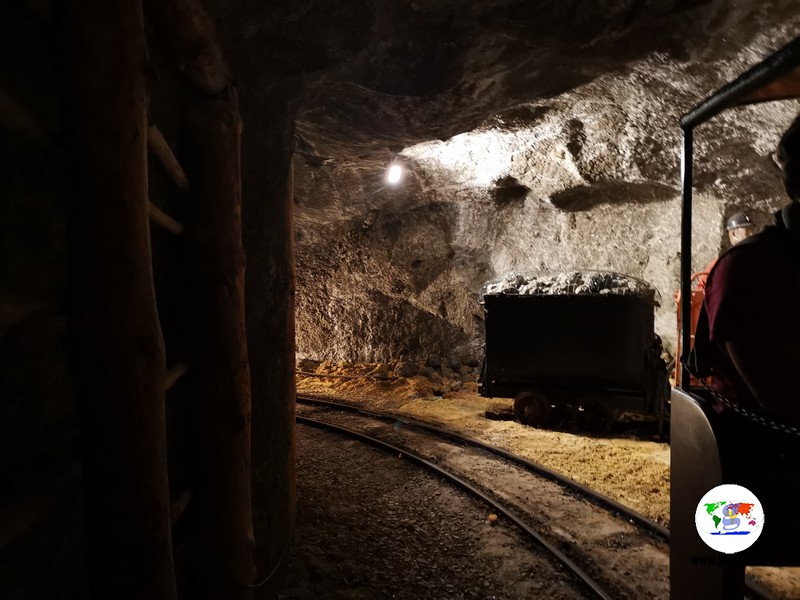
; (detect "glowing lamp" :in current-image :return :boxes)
[386,164,402,185]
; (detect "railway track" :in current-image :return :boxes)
[296,395,777,600]
[297,395,666,599]
[298,396,669,538]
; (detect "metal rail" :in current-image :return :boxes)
[299,395,778,600]
[297,415,614,600]
[297,394,670,540]
[679,127,693,388]
[679,36,800,130]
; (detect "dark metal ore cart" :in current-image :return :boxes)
[478,293,668,433]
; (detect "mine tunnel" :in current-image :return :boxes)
[3,1,800,599]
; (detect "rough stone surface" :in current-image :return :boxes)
[275,1,800,362]
[5,2,800,597]
[294,362,800,599]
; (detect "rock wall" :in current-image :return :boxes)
[293,1,800,363]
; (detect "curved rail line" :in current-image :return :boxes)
[296,414,615,600]
[297,394,778,600]
[297,394,669,540]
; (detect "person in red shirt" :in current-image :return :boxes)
[692,115,800,566]
[702,214,800,422]
[673,213,755,385]
[725,212,756,246]
[700,120,800,425]
[694,212,756,290]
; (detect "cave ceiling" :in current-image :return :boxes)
[210,0,800,361]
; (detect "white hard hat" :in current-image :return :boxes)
[725,213,754,231]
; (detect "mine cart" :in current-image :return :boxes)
[478,274,669,433]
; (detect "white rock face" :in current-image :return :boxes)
[291,1,800,363]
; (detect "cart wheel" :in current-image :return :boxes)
[573,396,615,433]
[514,389,553,428]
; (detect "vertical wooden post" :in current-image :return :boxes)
[185,94,255,599]
[239,90,299,597]
[61,2,176,600]
[142,0,229,95]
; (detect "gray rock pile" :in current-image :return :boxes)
[483,270,660,304]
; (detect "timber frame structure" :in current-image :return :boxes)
[0,1,295,599]
[63,1,262,598]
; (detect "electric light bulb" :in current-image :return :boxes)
[387,164,402,184]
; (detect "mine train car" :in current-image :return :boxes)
[478,291,669,433]
[671,36,800,600]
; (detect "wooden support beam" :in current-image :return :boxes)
[296,370,397,381]
[185,94,255,599]
[149,200,185,234]
[0,296,51,328]
[16,0,54,20]
[148,125,189,190]
[0,468,193,551]
[169,488,192,527]
[0,466,81,551]
[164,361,189,391]
[246,118,298,595]
[0,494,54,550]
[61,3,177,599]
[0,87,50,146]
[142,0,229,95]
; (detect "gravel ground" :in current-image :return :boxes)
[289,360,800,599]
[295,403,671,599]
[278,426,589,599]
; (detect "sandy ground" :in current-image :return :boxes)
[297,360,670,523]
[296,359,800,598]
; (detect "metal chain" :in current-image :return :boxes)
[698,378,800,437]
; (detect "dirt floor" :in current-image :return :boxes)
[292,358,800,599]
[296,360,670,523]
[280,426,590,599]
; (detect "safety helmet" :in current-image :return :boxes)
[725,212,754,231]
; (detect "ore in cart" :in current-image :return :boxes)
[478,272,669,434]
